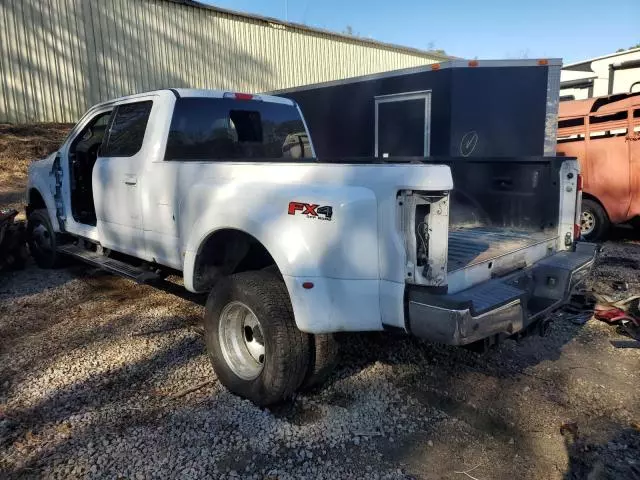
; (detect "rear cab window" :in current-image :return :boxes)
[164,97,312,161]
[101,101,153,157]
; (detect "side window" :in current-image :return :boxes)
[634,109,640,133]
[70,111,112,155]
[101,101,152,157]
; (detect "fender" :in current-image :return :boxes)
[180,181,382,333]
[27,154,60,232]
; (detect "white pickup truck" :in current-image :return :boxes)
[26,89,597,405]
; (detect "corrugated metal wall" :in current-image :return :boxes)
[0,0,441,123]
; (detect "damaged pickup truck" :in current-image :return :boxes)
[26,89,596,405]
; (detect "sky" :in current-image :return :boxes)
[201,0,639,63]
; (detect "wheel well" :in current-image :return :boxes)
[192,229,279,292]
[581,193,609,220]
[27,188,46,217]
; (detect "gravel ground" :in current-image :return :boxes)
[1,235,639,480]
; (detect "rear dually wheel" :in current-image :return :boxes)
[204,270,310,406]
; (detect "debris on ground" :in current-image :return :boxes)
[591,295,640,344]
[612,281,629,292]
[560,292,596,325]
[0,208,27,271]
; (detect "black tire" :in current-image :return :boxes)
[204,271,309,406]
[580,199,610,242]
[629,217,640,230]
[300,333,339,391]
[27,209,64,269]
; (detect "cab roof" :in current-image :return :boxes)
[93,88,296,109]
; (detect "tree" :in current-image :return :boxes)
[616,43,640,52]
[426,42,446,55]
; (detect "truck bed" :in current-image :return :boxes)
[447,227,558,272]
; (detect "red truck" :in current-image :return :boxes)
[557,92,640,240]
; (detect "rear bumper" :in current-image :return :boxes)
[407,242,598,345]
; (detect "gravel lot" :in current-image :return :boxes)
[1,234,639,479]
[1,125,639,479]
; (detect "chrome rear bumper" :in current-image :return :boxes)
[407,243,598,345]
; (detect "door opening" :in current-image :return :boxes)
[69,110,112,226]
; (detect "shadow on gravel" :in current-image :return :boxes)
[2,333,205,478]
[608,225,640,243]
[0,189,23,205]
[148,278,208,306]
[324,321,591,474]
[0,262,80,302]
[563,426,640,479]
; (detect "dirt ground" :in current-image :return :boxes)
[1,125,639,479]
[0,123,72,214]
[1,235,639,479]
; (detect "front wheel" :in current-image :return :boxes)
[580,199,610,242]
[204,271,310,406]
[27,209,64,268]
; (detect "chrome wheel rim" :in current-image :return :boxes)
[218,301,265,380]
[581,211,596,236]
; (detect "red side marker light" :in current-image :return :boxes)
[302,282,314,289]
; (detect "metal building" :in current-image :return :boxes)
[0,0,447,123]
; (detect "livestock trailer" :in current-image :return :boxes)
[272,59,562,159]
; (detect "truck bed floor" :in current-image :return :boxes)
[447,227,557,272]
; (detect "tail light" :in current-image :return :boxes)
[574,173,583,241]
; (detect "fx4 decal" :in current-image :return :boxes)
[288,202,333,221]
